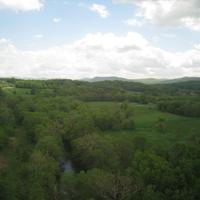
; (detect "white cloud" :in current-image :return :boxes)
[124,18,144,26]
[34,34,43,39]
[194,44,200,50]
[0,32,200,79]
[0,0,43,11]
[113,0,200,31]
[0,38,8,44]
[89,3,110,18]
[53,17,61,23]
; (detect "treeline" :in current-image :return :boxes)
[4,78,200,99]
[6,78,200,118]
[158,99,200,117]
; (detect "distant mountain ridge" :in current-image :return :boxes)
[81,76,200,84]
[82,76,129,82]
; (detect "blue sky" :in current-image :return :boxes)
[0,0,137,49]
[0,0,200,79]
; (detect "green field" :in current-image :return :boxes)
[88,102,200,146]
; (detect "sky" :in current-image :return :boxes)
[0,0,200,79]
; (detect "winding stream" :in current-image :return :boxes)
[63,160,73,172]
[61,140,74,172]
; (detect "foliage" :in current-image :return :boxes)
[0,78,199,200]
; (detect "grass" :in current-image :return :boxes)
[88,102,200,146]
[3,87,31,95]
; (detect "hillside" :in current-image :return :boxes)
[81,76,200,84]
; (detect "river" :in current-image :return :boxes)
[63,160,73,172]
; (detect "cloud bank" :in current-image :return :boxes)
[114,0,200,31]
[0,32,200,79]
[0,0,43,11]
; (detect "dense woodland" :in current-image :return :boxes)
[0,78,200,200]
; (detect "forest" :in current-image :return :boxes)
[0,78,200,200]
